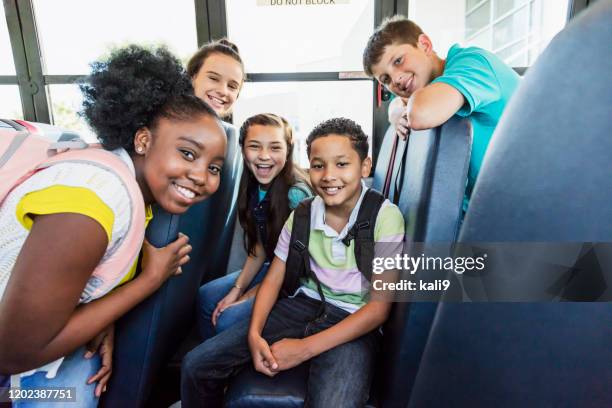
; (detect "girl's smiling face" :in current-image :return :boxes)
[135,115,227,214]
[191,52,243,118]
[242,124,288,188]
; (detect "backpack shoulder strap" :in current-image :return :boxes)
[342,188,386,282]
[43,148,146,302]
[281,197,313,298]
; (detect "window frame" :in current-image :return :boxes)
[2,0,579,153]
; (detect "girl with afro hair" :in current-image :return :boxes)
[0,45,226,406]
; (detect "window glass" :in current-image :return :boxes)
[0,86,23,119]
[33,0,197,75]
[225,0,374,73]
[47,85,97,142]
[492,5,529,50]
[232,81,373,167]
[470,27,492,50]
[408,0,568,66]
[0,5,16,75]
[494,0,529,19]
[466,1,491,38]
[466,0,484,12]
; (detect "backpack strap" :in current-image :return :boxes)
[341,188,386,282]
[39,148,146,302]
[282,198,313,298]
[282,197,327,316]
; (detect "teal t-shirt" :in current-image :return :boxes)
[432,44,520,210]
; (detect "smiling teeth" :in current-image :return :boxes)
[209,95,225,105]
[175,184,196,199]
[324,187,342,192]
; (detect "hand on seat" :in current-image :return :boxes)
[388,97,410,140]
[140,233,192,290]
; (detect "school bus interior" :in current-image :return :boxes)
[0,0,610,407]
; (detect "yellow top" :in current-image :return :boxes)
[15,184,153,286]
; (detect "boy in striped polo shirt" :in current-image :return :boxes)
[182,118,405,408]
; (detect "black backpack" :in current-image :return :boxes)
[280,189,386,304]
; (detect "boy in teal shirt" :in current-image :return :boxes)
[363,16,520,209]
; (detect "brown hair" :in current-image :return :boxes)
[363,15,424,77]
[187,38,245,81]
[237,113,310,259]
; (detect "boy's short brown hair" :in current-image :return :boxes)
[363,16,424,77]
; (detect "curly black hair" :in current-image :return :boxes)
[80,44,217,152]
[306,117,369,160]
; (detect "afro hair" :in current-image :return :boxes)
[80,44,215,152]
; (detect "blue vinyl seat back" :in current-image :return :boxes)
[372,125,398,191]
[378,116,471,408]
[102,122,242,407]
[409,3,612,407]
[225,118,471,408]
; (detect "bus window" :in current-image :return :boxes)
[30,0,198,131]
[0,86,23,120]
[226,0,375,166]
[409,0,569,66]
[233,81,373,167]
[0,5,15,75]
[32,0,197,75]
[0,6,22,119]
[226,0,373,73]
[47,84,97,141]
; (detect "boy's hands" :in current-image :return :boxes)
[270,338,311,371]
[140,233,191,289]
[394,113,411,140]
[388,97,410,140]
[248,333,278,377]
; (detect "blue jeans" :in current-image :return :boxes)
[182,294,381,408]
[13,346,101,408]
[197,263,269,341]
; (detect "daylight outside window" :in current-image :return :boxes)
[233,81,373,167]
[32,0,197,130]
[227,0,375,168]
[409,0,569,66]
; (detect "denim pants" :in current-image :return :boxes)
[197,263,269,341]
[12,346,101,408]
[182,294,381,408]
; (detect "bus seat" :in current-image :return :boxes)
[408,2,612,407]
[371,125,397,192]
[102,123,243,407]
[224,117,472,408]
[378,116,471,408]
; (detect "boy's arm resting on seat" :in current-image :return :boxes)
[270,299,391,372]
[248,255,286,377]
[406,82,465,130]
[388,97,410,138]
[0,213,190,373]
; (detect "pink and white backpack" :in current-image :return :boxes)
[0,120,146,301]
